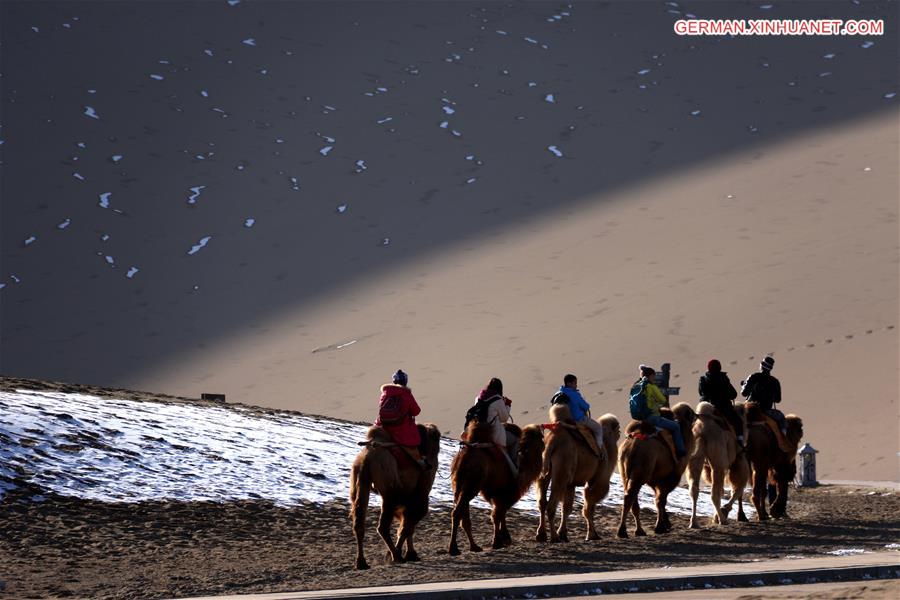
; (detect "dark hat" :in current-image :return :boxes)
[707,359,722,372]
[639,364,655,377]
[760,356,775,371]
[392,369,408,386]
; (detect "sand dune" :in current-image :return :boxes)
[1,1,897,482]
[139,111,899,481]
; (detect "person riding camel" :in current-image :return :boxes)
[741,356,786,435]
[556,374,605,455]
[471,377,518,473]
[638,364,687,458]
[375,369,427,468]
[699,359,744,448]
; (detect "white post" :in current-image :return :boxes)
[796,442,819,487]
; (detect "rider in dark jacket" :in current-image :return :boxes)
[741,356,785,434]
[698,359,744,446]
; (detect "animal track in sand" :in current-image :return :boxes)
[588,322,896,399]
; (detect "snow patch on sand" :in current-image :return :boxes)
[0,390,732,516]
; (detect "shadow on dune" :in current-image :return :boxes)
[1,1,896,386]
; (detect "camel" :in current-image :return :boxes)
[535,405,620,542]
[686,401,750,528]
[740,402,803,520]
[448,421,545,555]
[617,402,696,537]
[349,423,441,570]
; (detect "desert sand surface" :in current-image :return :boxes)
[2,0,897,482]
[1,474,897,600]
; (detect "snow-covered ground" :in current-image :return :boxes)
[0,389,731,515]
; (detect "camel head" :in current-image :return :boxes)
[785,414,803,446]
[549,403,572,423]
[518,424,545,463]
[599,413,620,444]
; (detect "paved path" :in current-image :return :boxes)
[176,552,899,600]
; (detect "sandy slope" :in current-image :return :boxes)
[1,1,897,481]
[143,111,899,481]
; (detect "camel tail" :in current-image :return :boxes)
[540,438,555,480]
[349,456,371,512]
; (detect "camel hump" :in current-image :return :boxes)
[504,422,522,439]
[625,419,655,436]
[696,402,733,433]
[549,403,573,423]
[366,425,393,443]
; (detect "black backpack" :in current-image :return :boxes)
[464,395,501,429]
[550,391,571,406]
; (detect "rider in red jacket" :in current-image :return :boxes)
[375,369,421,447]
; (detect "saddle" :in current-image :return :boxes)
[358,425,430,470]
[541,421,601,457]
[749,415,793,453]
[700,411,733,434]
[576,423,602,457]
[626,422,677,462]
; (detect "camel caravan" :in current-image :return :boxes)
[349,358,803,569]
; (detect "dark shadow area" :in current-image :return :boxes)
[1,1,897,386]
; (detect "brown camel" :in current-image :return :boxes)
[617,402,696,537]
[448,421,545,555]
[535,405,620,542]
[740,402,803,520]
[686,401,750,528]
[349,423,441,570]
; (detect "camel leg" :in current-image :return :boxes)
[687,459,702,530]
[617,483,640,538]
[377,504,403,564]
[653,489,672,534]
[632,496,646,536]
[711,468,726,525]
[535,474,550,542]
[583,479,607,541]
[350,464,371,570]
[449,485,481,555]
[771,472,790,519]
[751,467,769,521]
[397,513,420,562]
[556,485,576,543]
[546,476,565,543]
[460,499,481,552]
[491,503,511,549]
[499,509,512,547]
[724,457,750,522]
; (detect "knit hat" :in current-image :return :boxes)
[392,369,408,386]
[760,356,775,371]
[707,359,722,372]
